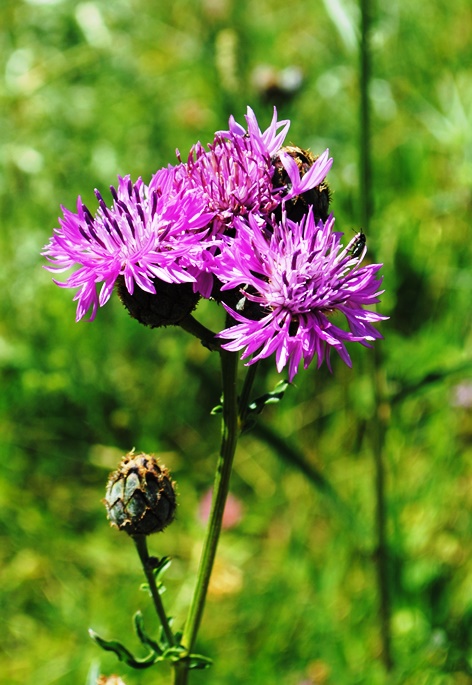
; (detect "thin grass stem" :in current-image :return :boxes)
[359,0,393,671]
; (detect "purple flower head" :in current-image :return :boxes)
[213,210,387,381]
[42,168,213,321]
[179,107,332,233]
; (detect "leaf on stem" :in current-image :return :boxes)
[140,555,172,595]
[210,393,224,415]
[186,653,213,670]
[133,611,163,654]
[88,629,159,670]
[242,380,290,431]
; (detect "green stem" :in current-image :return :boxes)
[133,535,176,648]
[372,347,393,671]
[359,0,372,234]
[176,349,240,684]
[178,314,220,351]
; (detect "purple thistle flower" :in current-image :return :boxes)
[178,107,333,232]
[213,210,387,381]
[42,169,213,321]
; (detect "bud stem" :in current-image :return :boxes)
[133,534,176,648]
[175,349,239,684]
[178,314,220,351]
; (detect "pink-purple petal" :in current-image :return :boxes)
[216,208,386,378]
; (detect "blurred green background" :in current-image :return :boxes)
[1,0,472,683]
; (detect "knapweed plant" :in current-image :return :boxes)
[42,107,386,684]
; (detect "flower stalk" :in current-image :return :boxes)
[175,349,239,684]
[178,315,220,351]
[133,534,176,649]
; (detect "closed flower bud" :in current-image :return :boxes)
[104,452,176,536]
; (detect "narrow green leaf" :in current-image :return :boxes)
[152,556,172,580]
[247,380,290,414]
[242,380,290,432]
[173,630,183,644]
[187,653,213,670]
[133,611,163,654]
[88,629,158,670]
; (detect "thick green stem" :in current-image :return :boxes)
[175,349,239,684]
[133,535,175,649]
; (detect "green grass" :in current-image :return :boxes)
[1,0,472,683]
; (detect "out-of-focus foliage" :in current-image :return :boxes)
[1,0,472,683]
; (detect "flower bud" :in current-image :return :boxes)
[104,452,176,536]
[115,275,200,328]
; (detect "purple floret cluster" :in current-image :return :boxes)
[43,107,386,379]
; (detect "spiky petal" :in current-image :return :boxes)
[213,210,387,380]
[42,169,213,321]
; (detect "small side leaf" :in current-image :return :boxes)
[162,645,187,662]
[154,557,172,595]
[152,556,172,579]
[89,629,158,670]
[141,556,172,595]
[157,621,176,652]
[133,611,162,654]
[187,653,213,670]
[242,380,290,431]
[248,380,290,414]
